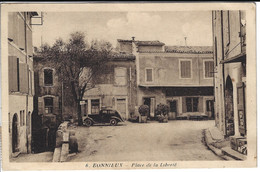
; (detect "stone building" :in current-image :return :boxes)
[8,12,38,157]
[82,53,137,120]
[212,10,246,142]
[32,55,63,152]
[116,39,214,120]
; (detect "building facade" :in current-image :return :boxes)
[32,55,63,152]
[117,39,214,120]
[8,12,38,157]
[212,10,246,142]
[82,54,137,120]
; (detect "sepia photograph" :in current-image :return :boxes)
[0,2,257,170]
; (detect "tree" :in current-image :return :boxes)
[37,31,113,125]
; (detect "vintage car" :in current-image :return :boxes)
[82,108,124,127]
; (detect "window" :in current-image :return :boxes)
[180,60,191,78]
[186,97,199,112]
[204,61,214,78]
[145,68,153,82]
[114,67,127,86]
[44,97,53,114]
[91,99,100,114]
[44,69,53,86]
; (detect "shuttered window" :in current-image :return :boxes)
[204,61,214,78]
[145,68,153,82]
[8,56,19,92]
[180,60,191,78]
[114,67,127,86]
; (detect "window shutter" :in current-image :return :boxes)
[38,97,44,115]
[9,56,14,92]
[9,56,18,92]
[8,13,15,41]
[181,61,191,78]
[26,27,33,56]
[53,97,59,115]
[18,14,25,50]
[19,63,28,93]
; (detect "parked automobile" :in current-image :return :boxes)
[82,108,124,127]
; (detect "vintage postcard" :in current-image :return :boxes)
[0,2,257,170]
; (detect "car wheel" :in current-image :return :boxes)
[84,119,93,127]
[110,119,118,126]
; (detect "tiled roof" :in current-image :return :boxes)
[117,39,133,43]
[117,39,165,46]
[110,52,135,60]
[165,46,213,54]
[136,41,165,46]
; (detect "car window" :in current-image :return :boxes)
[108,110,116,114]
[102,110,108,114]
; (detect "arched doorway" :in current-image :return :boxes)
[12,114,19,153]
[225,76,235,136]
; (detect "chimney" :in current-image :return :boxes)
[132,36,135,41]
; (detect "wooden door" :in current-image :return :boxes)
[168,100,177,119]
[237,82,246,135]
[12,114,19,153]
[116,98,126,120]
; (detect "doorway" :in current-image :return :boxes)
[116,98,127,120]
[167,100,177,119]
[225,76,234,136]
[143,97,155,118]
[12,114,19,153]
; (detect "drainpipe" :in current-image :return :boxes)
[221,11,227,136]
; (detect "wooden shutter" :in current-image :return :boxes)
[9,56,18,92]
[237,82,246,135]
[181,61,191,78]
[38,97,44,115]
[150,98,155,117]
[53,97,59,115]
[18,14,25,50]
[26,26,33,56]
[19,63,29,93]
[8,13,15,41]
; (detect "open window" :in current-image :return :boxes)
[44,69,53,86]
[44,97,53,114]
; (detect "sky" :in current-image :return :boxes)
[33,11,213,48]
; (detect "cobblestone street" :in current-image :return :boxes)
[68,120,223,162]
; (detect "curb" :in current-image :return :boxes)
[203,129,235,161]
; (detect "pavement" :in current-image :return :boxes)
[203,126,247,161]
[67,120,223,162]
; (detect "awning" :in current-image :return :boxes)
[220,52,246,64]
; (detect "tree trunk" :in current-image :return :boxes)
[77,101,83,126]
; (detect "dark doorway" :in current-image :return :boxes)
[26,112,31,153]
[225,76,234,136]
[143,97,155,118]
[168,100,177,119]
[12,114,19,153]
